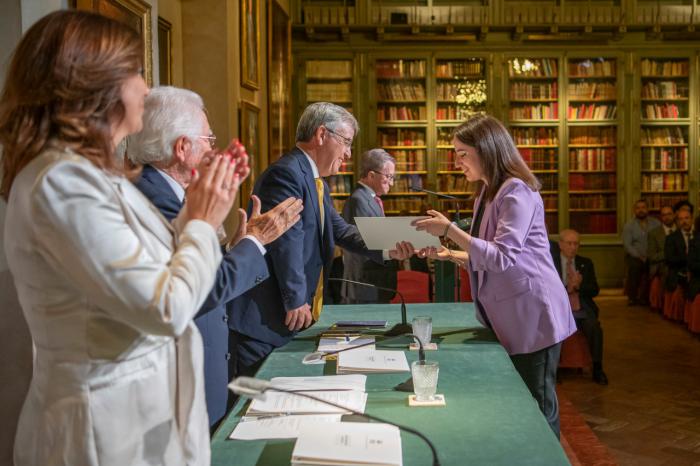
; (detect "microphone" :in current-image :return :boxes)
[229,376,441,466]
[409,185,472,231]
[328,277,411,336]
[302,332,423,364]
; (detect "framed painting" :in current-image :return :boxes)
[240,101,261,206]
[76,0,153,86]
[157,16,172,86]
[267,0,292,163]
[241,0,260,90]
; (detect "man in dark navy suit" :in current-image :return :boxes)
[553,229,608,385]
[230,102,414,376]
[127,86,302,429]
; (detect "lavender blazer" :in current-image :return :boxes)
[468,178,576,355]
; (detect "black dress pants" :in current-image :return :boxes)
[510,342,562,439]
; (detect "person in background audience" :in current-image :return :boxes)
[341,148,399,304]
[622,199,660,306]
[684,215,700,311]
[664,205,693,298]
[553,229,608,385]
[127,86,303,429]
[647,206,675,311]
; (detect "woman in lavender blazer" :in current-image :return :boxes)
[415,114,576,438]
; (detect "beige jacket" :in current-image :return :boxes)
[5,148,221,466]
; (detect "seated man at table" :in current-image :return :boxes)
[552,229,608,385]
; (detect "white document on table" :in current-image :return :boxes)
[270,375,367,392]
[246,390,368,416]
[229,414,343,440]
[317,336,376,353]
[337,350,410,374]
[354,216,442,249]
[291,422,403,466]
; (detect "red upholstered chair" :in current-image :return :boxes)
[558,331,592,371]
[649,276,664,312]
[459,268,473,302]
[688,295,700,334]
[390,270,430,304]
[684,300,693,324]
[663,287,686,321]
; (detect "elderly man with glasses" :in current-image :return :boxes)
[340,148,400,304]
[127,86,303,429]
[229,102,414,377]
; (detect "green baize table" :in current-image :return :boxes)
[211,303,570,465]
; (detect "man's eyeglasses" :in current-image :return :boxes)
[325,127,353,147]
[198,134,217,149]
[370,170,395,181]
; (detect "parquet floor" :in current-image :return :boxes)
[558,295,700,466]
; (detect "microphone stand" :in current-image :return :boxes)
[327,277,412,336]
[230,376,441,466]
[302,332,423,364]
[410,185,463,303]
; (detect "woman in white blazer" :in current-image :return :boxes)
[0,11,248,465]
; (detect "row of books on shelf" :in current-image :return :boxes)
[437,128,456,145]
[569,213,617,234]
[641,127,686,145]
[510,82,558,100]
[377,106,427,122]
[306,60,352,79]
[569,194,617,209]
[377,129,425,146]
[645,194,688,210]
[510,103,558,120]
[567,104,617,120]
[569,174,616,190]
[643,103,685,119]
[307,83,352,103]
[568,60,616,78]
[436,82,484,100]
[435,61,483,78]
[640,59,688,77]
[568,149,616,171]
[437,175,470,193]
[537,174,558,191]
[541,194,557,210]
[641,81,689,99]
[436,106,476,121]
[383,198,425,213]
[569,127,616,145]
[389,175,424,193]
[377,83,425,101]
[327,175,354,194]
[508,58,558,78]
[520,149,558,170]
[642,173,688,191]
[376,60,426,79]
[641,147,688,170]
[388,150,426,171]
[512,127,559,145]
[567,82,616,100]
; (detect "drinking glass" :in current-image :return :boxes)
[411,316,432,347]
[411,360,439,402]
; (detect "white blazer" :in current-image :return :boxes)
[4,147,222,466]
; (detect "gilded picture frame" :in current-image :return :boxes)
[76,0,153,86]
[240,101,261,206]
[241,0,261,90]
[267,0,292,163]
[157,16,172,86]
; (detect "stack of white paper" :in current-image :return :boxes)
[317,336,376,353]
[291,422,403,466]
[270,375,367,392]
[229,414,342,440]
[337,350,410,374]
[246,390,368,416]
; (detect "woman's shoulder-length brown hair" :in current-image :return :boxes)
[453,114,541,202]
[0,10,143,200]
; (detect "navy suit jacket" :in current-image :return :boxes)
[230,148,383,348]
[134,164,269,426]
[552,253,600,318]
[665,229,689,291]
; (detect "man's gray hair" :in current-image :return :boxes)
[295,102,359,143]
[127,86,205,165]
[360,148,395,177]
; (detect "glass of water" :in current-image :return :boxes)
[411,360,439,402]
[411,316,432,347]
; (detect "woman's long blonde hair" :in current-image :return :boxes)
[0,10,143,200]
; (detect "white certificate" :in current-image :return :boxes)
[354,216,442,249]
